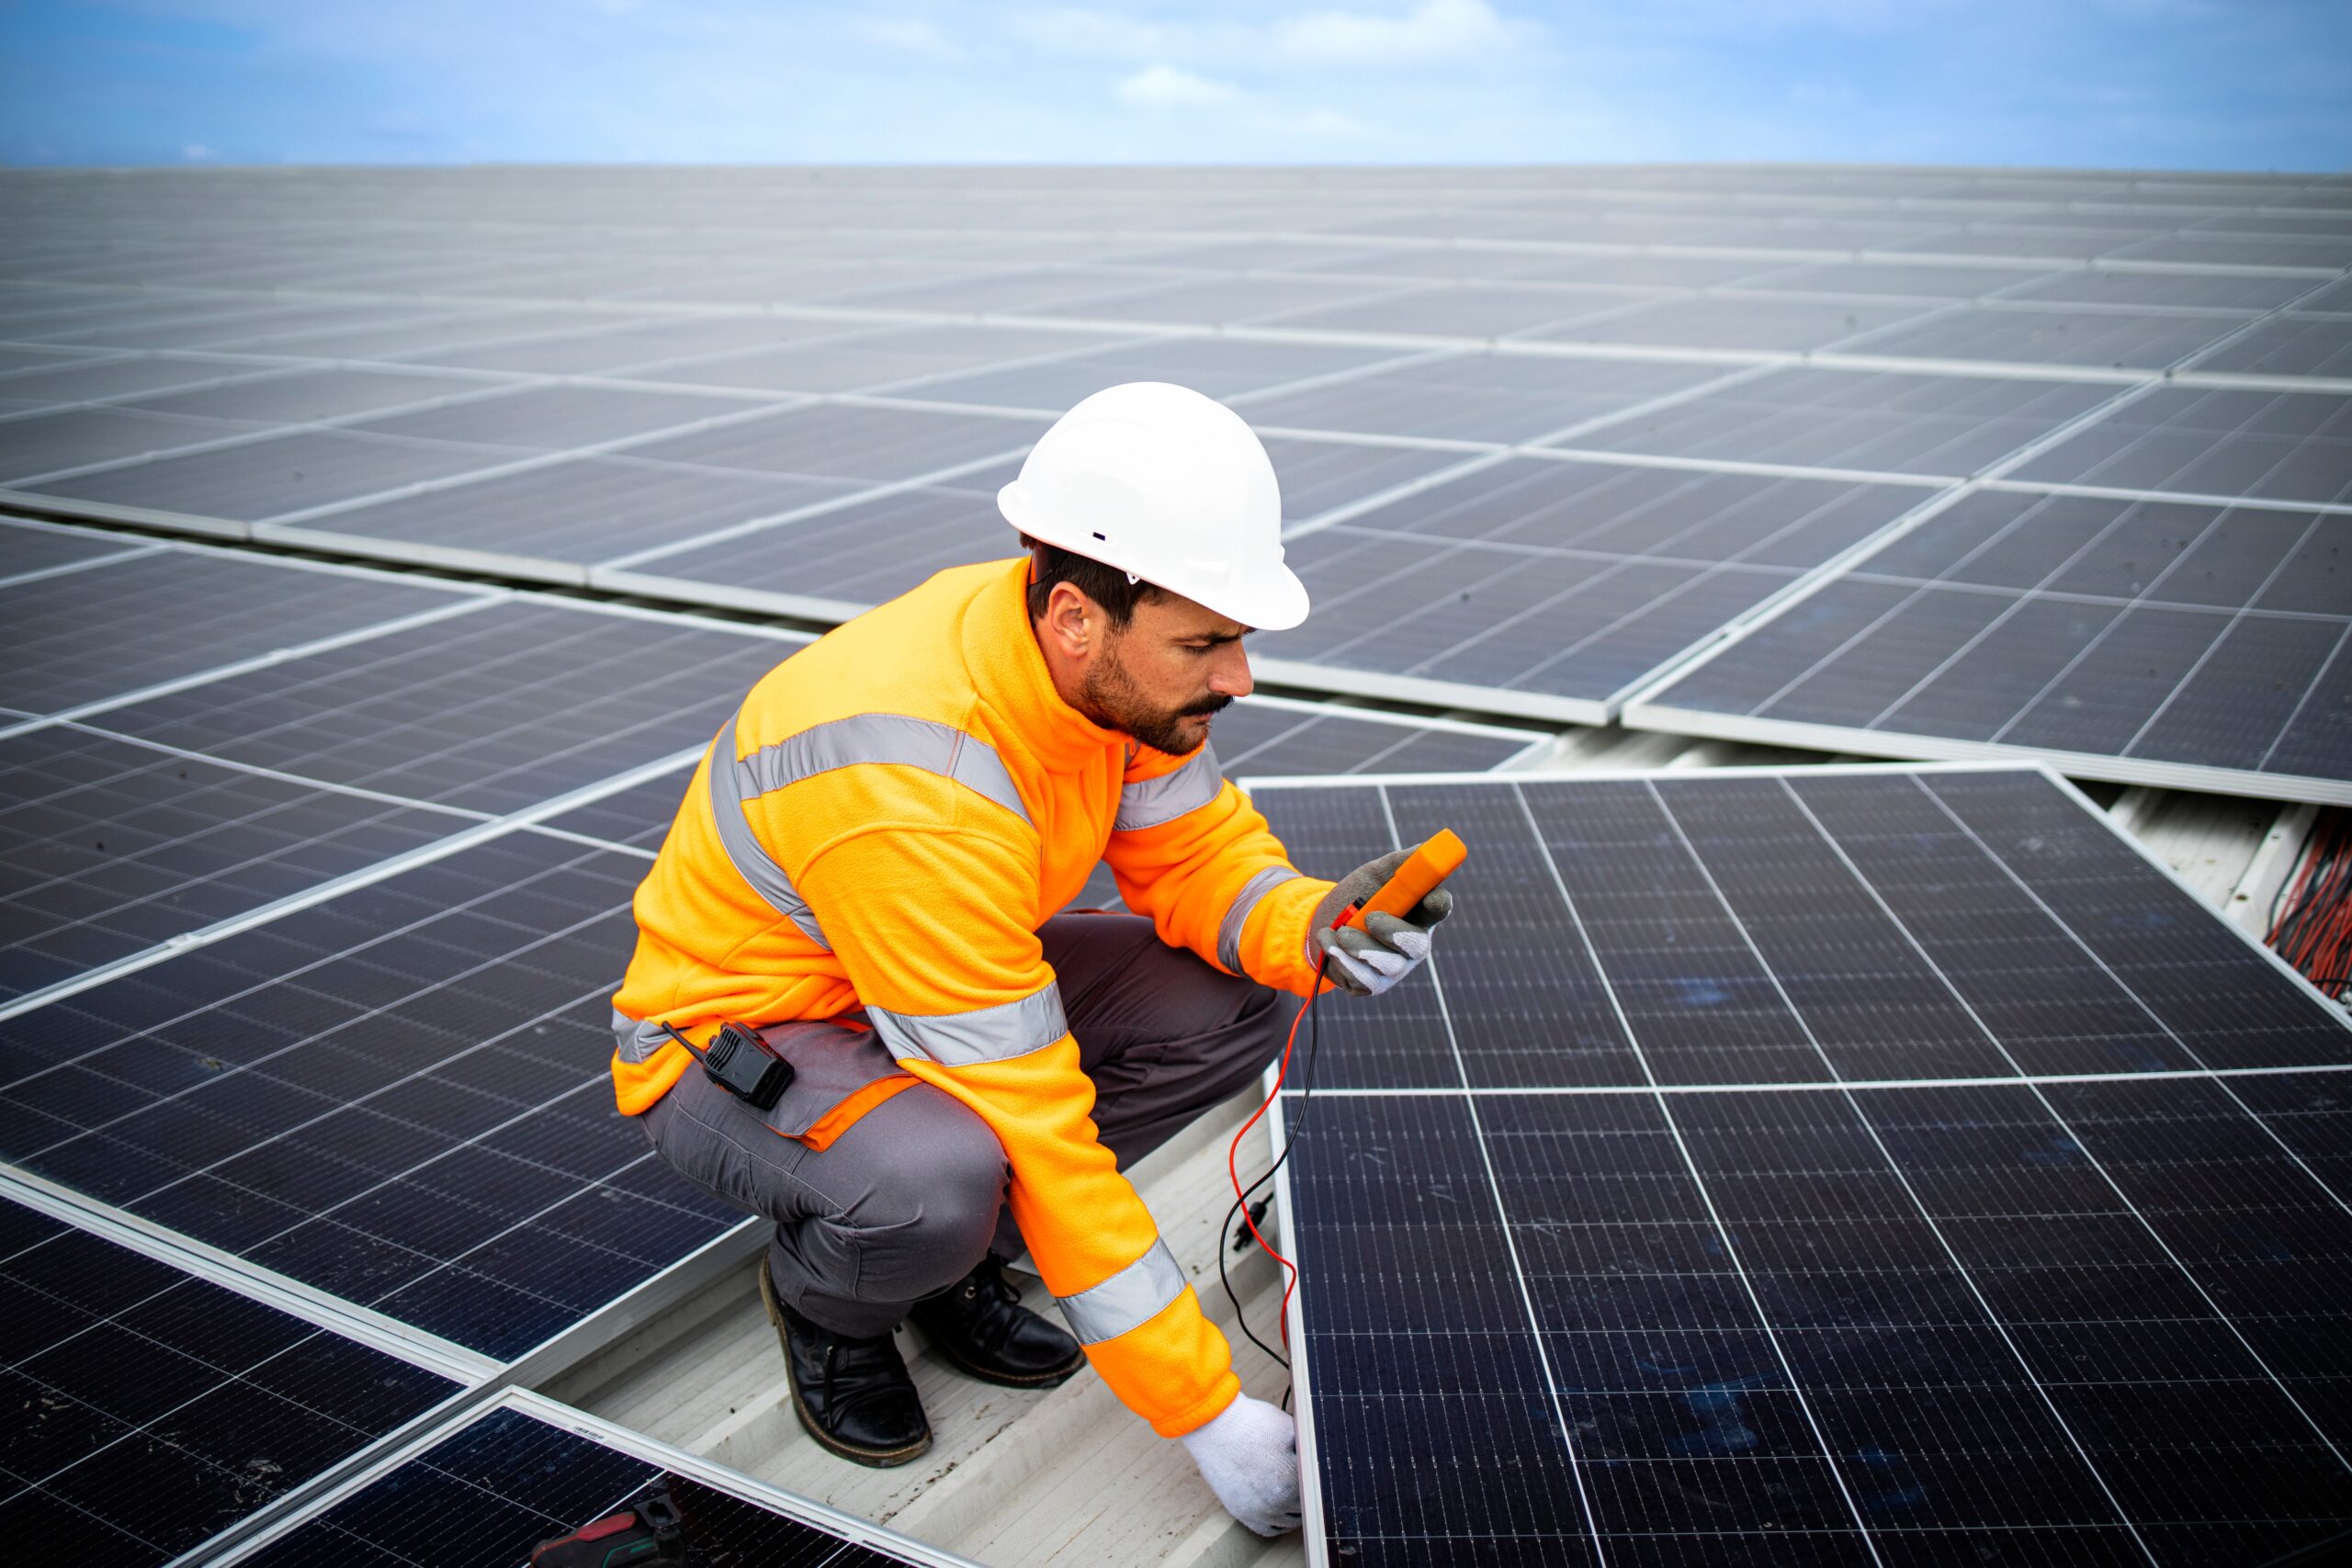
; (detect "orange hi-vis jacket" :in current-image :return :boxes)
[610,557,1331,1438]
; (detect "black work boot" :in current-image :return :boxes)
[760,1260,932,1467]
[908,1257,1085,1389]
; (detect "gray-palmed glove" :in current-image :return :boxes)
[1306,841,1455,998]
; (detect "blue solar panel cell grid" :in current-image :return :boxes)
[1260,768,2352,1567]
[0,548,483,718]
[0,726,472,1002]
[0,830,741,1361]
[1636,490,2352,798]
[0,1194,457,1566]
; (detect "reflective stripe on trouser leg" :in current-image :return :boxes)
[1056,1237,1188,1345]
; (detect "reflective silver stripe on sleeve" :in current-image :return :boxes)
[707,727,832,948]
[1217,865,1302,974]
[1114,746,1222,832]
[1056,1237,1188,1346]
[612,1010,692,1064]
[865,984,1069,1066]
[737,714,1029,827]
[612,1009,654,1063]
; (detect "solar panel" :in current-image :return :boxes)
[121,367,473,425]
[1030,274,1397,327]
[0,1190,458,1565]
[0,589,806,1003]
[1734,260,2050,300]
[1628,490,2352,802]
[0,827,741,1363]
[257,456,856,579]
[2006,386,2352,508]
[1529,295,1929,354]
[1566,367,2122,479]
[910,335,1408,411]
[26,428,518,525]
[0,545,487,719]
[2197,314,2352,378]
[1255,766,2352,1566]
[621,400,1046,484]
[1513,254,1780,288]
[0,351,277,408]
[221,1393,972,1567]
[344,383,758,453]
[1238,352,1728,446]
[1268,282,1634,341]
[2002,262,2323,306]
[646,321,1114,396]
[0,405,265,485]
[81,597,792,814]
[1257,458,1932,721]
[392,312,851,376]
[1838,306,2245,370]
[0,513,153,584]
[0,727,471,1002]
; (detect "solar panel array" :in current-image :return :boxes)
[5,166,2346,793]
[4,164,2350,1561]
[1257,766,2352,1567]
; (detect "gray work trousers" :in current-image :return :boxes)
[637,912,1292,1337]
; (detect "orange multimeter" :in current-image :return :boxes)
[1335,829,1468,931]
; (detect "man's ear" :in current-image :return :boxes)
[1039,580,1098,660]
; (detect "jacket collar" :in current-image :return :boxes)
[965,558,1124,771]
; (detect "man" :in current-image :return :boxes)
[608,382,1453,1539]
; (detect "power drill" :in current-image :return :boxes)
[529,1489,685,1566]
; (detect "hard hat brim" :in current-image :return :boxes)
[1002,480,1311,632]
[1200,562,1310,634]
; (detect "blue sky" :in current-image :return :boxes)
[2,0,2346,170]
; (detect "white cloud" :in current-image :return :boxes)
[1116,63,1242,107]
[860,16,961,60]
[1272,0,1524,66]
[181,142,218,161]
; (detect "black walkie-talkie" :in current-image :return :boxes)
[662,1021,794,1111]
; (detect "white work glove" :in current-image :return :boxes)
[1306,842,1455,998]
[1179,1393,1302,1537]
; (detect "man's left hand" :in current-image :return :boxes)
[1306,843,1454,998]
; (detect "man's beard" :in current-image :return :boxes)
[1079,637,1231,755]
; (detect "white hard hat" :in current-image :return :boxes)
[999,381,1309,632]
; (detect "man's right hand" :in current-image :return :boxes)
[1307,843,1456,997]
[1178,1393,1302,1537]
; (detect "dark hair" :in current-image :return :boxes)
[1021,536,1169,628]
